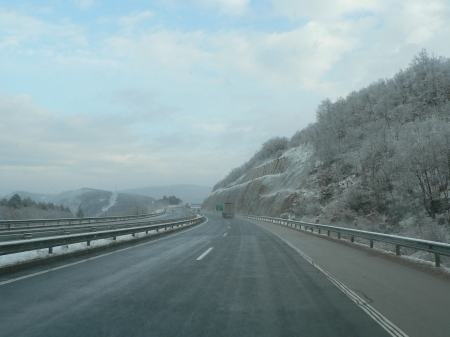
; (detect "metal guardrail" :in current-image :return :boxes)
[245,215,450,267]
[0,214,196,242]
[0,214,205,256]
[0,209,166,230]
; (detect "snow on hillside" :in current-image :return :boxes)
[204,51,450,265]
[203,145,314,217]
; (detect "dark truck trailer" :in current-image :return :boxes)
[222,202,235,218]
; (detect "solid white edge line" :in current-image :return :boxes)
[196,247,213,260]
[246,219,409,337]
[0,216,210,286]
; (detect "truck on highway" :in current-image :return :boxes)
[222,202,235,218]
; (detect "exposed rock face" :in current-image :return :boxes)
[202,145,313,217]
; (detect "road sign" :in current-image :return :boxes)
[216,205,223,211]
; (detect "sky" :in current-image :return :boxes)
[1,0,450,196]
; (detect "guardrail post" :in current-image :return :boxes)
[146,230,148,234]
[370,240,374,248]
[338,233,341,239]
[113,236,116,240]
[327,230,330,236]
[87,240,91,246]
[318,229,321,235]
[435,253,441,267]
[396,245,401,256]
[310,227,313,233]
[132,233,135,237]
[48,247,53,254]
[351,235,354,242]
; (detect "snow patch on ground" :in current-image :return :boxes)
[102,192,118,212]
[0,229,161,268]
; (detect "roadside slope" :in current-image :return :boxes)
[202,145,314,217]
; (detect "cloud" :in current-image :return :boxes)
[0,8,88,51]
[162,0,250,16]
[72,0,94,10]
[2,1,450,193]
[197,0,251,16]
[0,93,249,193]
[192,123,228,132]
[118,11,154,27]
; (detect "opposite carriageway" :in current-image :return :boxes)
[0,210,204,256]
[0,209,167,231]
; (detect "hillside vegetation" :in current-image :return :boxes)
[204,50,450,243]
[0,194,73,220]
[1,188,186,220]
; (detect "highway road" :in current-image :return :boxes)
[0,213,392,336]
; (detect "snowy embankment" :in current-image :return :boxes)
[0,230,156,268]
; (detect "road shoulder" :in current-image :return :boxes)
[241,216,450,337]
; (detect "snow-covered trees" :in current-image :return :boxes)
[76,205,84,218]
[211,50,450,225]
[305,50,450,222]
[397,118,450,218]
[0,194,73,220]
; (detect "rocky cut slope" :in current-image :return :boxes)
[203,145,314,217]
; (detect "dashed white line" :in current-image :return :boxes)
[223,233,228,236]
[196,247,213,260]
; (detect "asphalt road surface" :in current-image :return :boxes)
[0,213,391,337]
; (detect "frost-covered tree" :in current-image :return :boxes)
[306,49,450,220]
[76,205,84,218]
[8,194,22,209]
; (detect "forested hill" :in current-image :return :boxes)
[204,50,450,240]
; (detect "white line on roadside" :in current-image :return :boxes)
[223,233,227,236]
[0,217,210,286]
[196,247,213,260]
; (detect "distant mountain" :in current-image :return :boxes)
[9,188,156,217]
[101,193,156,216]
[8,185,209,218]
[121,184,212,204]
[53,188,113,217]
[6,191,54,203]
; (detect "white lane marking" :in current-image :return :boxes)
[223,233,227,236]
[247,220,408,337]
[228,226,230,229]
[0,217,210,286]
[196,247,213,260]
